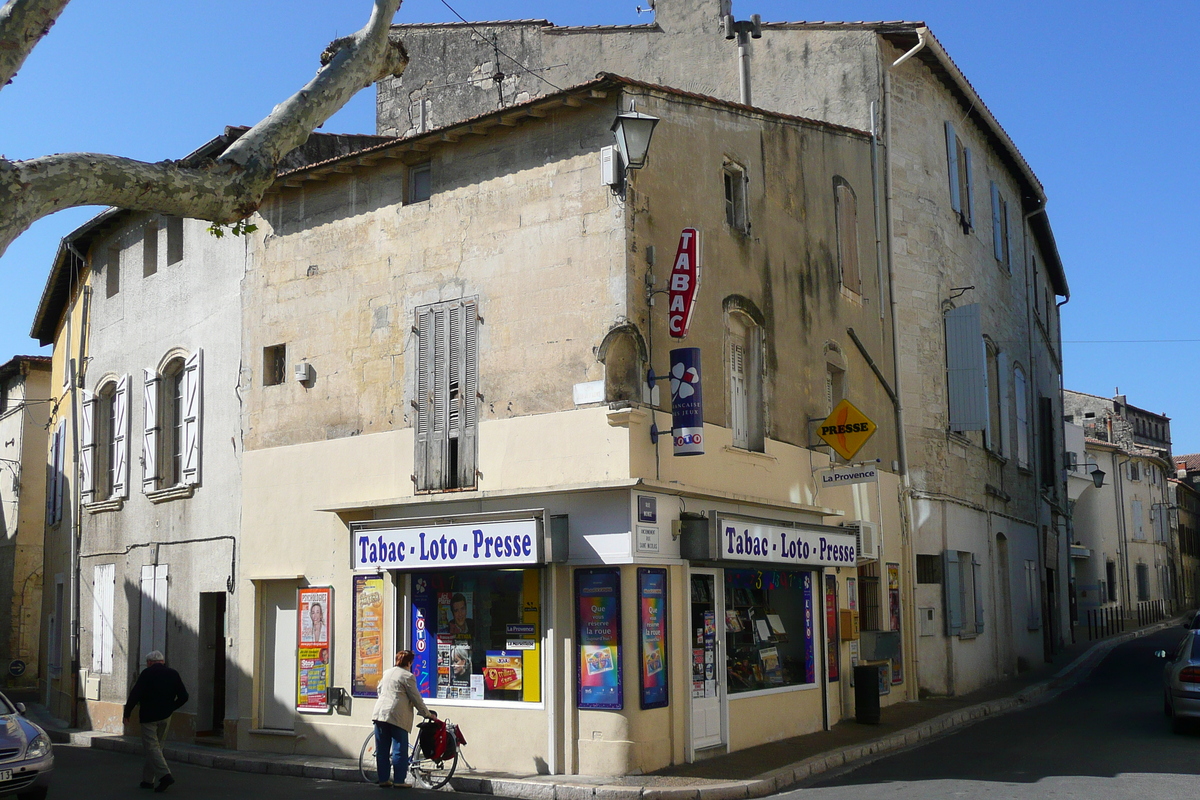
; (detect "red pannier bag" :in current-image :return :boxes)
[417,719,456,760]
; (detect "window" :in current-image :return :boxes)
[409,163,432,204]
[81,376,129,504]
[724,569,817,693]
[1136,563,1150,602]
[990,181,1011,270]
[415,299,479,492]
[824,364,845,415]
[106,246,120,298]
[944,122,974,231]
[723,162,748,233]
[263,344,286,386]
[1132,499,1144,539]
[726,312,764,452]
[166,217,184,265]
[1129,462,1141,482]
[46,421,65,525]
[943,550,984,636]
[143,222,158,277]
[1106,560,1118,603]
[945,303,986,433]
[92,564,115,674]
[1014,365,1030,468]
[834,178,861,294]
[143,353,202,492]
[985,344,1004,454]
[916,554,943,584]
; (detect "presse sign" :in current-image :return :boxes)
[719,519,857,568]
[353,519,541,570]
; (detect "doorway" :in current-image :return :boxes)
[689,569,725,756]
[197,592,227,736]
[260,582,297,731]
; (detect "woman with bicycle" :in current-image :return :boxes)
[370,650,436,788]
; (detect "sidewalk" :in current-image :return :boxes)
[28,616,1185,798]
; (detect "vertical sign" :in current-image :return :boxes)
[888,562,903,685]
[670,347,704,456]
[576,568,622,709]
[802,572,816,684]
[825,574,839,682]
[352,575,385,698]
[297,587,332,713]
[668,227,701,338]
[638,568,668,709]
[411,575,434,697]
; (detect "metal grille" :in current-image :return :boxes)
[858,561,882,632]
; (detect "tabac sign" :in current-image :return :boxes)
[817,399,878,462]
[667,228,701,338]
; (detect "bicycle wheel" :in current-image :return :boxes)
[409,741,458,790]
[360,731,378,784]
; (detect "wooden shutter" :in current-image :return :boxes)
[182,350,202,486]
[945,122,961,214]
[80,390,96,504]
[140,564,168,658]
[142,368,160,493]
[973,555,985,633]
[1014,366,1029,467]
[1132,500,1144,539]
[982,342,993,448]
[457,300,479,489]
[991,182,1004,261]
[414,307,433,491]
[943,550,962,635]
[730,337,748,449]
[945,304,987,432]
[430,305,449,488]
[836,182,861,293]
[92,564,115,674]
[962,147,974,229]
[996,352,1010,458]
[112,375,130,498]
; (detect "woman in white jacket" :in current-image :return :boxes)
[371,650,437,787]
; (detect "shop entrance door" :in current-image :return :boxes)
[689,569,725,754]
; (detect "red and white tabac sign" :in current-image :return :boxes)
[668,227,701,338]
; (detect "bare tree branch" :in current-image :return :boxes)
[0,0,70,88]
[0,0,408,258]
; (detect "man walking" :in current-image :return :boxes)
[123,650,189,792]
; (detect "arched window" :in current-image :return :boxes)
[81,376,130,504]
[143,350,203,494]
[726,311,765,452]
[834,177,861,295]
[161,358,186,487]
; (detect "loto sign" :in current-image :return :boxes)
[667,228,701,338]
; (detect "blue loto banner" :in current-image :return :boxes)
[670,347,704,456]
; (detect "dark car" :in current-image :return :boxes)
[1158,629,1200,734]
[0,691,53,799]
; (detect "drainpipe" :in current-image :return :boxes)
[68,275,92,727]
[1113,453,1133,612]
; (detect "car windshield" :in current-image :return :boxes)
[0,693,15,715]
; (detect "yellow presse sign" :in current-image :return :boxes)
[818,399,878,462]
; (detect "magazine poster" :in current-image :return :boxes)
[638,568,669,709]
[576,568,622,709]
[450,643,472,687]
[802,572,816,684]
[484,651,524,691]
[297,586,331,712]
[438,591,474,640]
[888,562,903,684]
[825,574,839,681]
[352,575,385,698]
[411,575,435,697]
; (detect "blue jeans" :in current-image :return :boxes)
[374,721,410,784]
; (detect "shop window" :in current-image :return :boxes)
[410,569,540,703]
[723,569,816,694]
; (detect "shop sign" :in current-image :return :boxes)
[818,463,878,487]
[817,399,878,462]
[353,519,541,570]
[638,568,669,709]
[576,568,623,709]
[351,575,385,698]
[670,347,704,456]
[297,587,332,713]
[718,519,857,568]
[667,227,701,338]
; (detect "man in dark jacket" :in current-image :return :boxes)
[123,650,189,792]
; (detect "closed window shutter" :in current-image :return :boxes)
[945,122,961,214]
[973,555,985,633]
[80,391,96,504]
[1132,500,1143,539]
[943,550,963,635]
[140,564,168,658]
[945,303,987,431]
[996,352,1010,458]
[962,148,974,229]
[457,300,479,489]
[1004,200,1013,268]
[414,308,433,491]
[113,375,130,498]
[835,182,861,293]
[1014,367,1029,467]
[991,182,1003,261]
[143,368,160,493]
[430,305,449,488]
[730,338,748,449]
[181,350,202,486]
[55,423,65,521]
[92,564,115,674]
[982,342,993,448]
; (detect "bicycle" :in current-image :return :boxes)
[359,719,469,789]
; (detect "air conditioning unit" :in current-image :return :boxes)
[294,362,314,384]
[841,520,880,563]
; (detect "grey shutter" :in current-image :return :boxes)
[945,303,987,431]
[944,550,963,635]
[963,148,974,228]
[945,122,961,214]
[414,308,433,491]
[80,390,96,504]
[982,341,993,448]
[113,374,130,498]
[973,555,985,633]
[181,350,202,486]
[991,182,1003,260]
[430,305,449,488]
[54,423,65,521]
[1005,200,1013,268]
[457,300,479,489]
[142,368,160,493]
[997,352,1010,458]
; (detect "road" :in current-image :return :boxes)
[796,626,1200,799]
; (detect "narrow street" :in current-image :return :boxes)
[797,627,1200,798]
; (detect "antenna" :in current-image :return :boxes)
[635,1,656,15]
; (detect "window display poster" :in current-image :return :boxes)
[352,575,385,698]
[638,568,668,709]
[411,575,435,697]
[439,591,474,639]
[484,651,524,691]
[802,572,816,685]
[847,577,857,611]
[297,587,331,712]
[888,562,903,685]
[576,568,622,709]
[825,573,839,682]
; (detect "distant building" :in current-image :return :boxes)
[1173,454,1200,606]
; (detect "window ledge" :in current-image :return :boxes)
[839,285,864,305]
[946,431,973,447]
[957,631,979,641]
[1017,465,1033,476]
[985,449,1008,466]
[85,498,124,514]
[146,484,195,504]
[722,445,776,463]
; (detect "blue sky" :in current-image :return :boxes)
[2,1,1197,452]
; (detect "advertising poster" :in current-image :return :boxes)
[484,651,524,691]
[888,562,903,685]
[576,568,622,709]
[802,572,816,684]
[411,575,434,697]
[297,587,331,712]
[669,347,704,456]
[352,575,385,698]
[438,591,474,639]
[847,577,857,611]
[825,573,839,682]
[638,568,669,709]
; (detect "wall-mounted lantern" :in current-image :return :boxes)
[611,111,659,170]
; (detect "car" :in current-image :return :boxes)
[1158,628,1200,734]
[1183,609,1200,630]
[0,691,53,799]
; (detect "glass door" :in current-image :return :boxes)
[689,569,725,753]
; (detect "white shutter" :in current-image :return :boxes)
[730,339,748,449]
[181,350,202,486]
[143,368,160,493]
[414,308,433,491]
[140,563,169,658]
[80,390,96,504]
[991,182,1003,261]
[458,300,478,489]
[945,122,961,214]
[113,374,130,498]
[92,564,115,674]
[945,304,987,432]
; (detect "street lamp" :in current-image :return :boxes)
[1090,466,1105,489]
[611,111,659,170]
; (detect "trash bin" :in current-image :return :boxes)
[854,664,881,724]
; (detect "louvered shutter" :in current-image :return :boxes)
[1005,200,1014,268]
[836,183,861,293]
[181,350,202,486]
[945,304,987,432]
[962,148,974,229]
[982,342,993,448]
[140,563,168,658]
[945,122,961,214]
[430,305,449,488]
[457,300,479,489]
[80,391,96,504]
[730,339,748,449]
[414,308,433,491]
[991,182,1003,260]
[944,550,962,635]
[112,375,130,498]
[1014,367,1030,467]
[92,564,115,674]
[143,368,160,493]
[973,555,985,633]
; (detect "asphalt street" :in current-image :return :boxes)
[796,626,1200,799]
